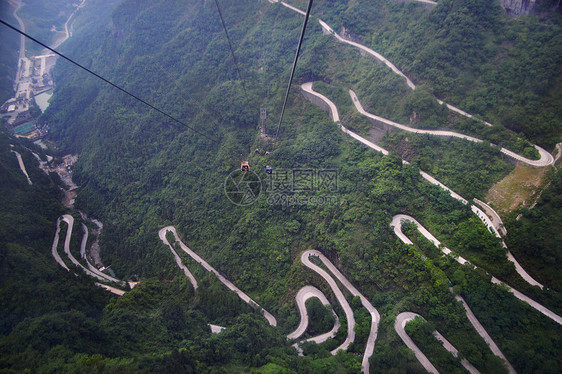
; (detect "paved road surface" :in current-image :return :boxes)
[51,0,87,49]
[473,199,506,236]
[391,214,562,325]
[386,214,516,372]
[304,82,547,287]
[159,226,277,327]
[51,217,70,271]
[413,0,437,4]
[209,324,226,334]
[302,82,542,289]
[80,223,121,283]
[288,285,341,355]
[301,82,468,204]
[159,226,198,290]
[395,313,439,373]
[11,0,25,60]
[300,250,355,354]
[95,283,125,296]
[302,250,380,373]
[50,215,125,296]
[317,19,416,90]
[11,150,32,185]
[472,200,543,289]
[454,294,516,374]
[287,285,340,341]
[350,90,554,167]
[315,12,554,140]
[395,312,480,374]
[276,2,554,166]
[60,215,118,282]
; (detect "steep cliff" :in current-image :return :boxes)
[499,0,537,16]
[499,0,560,16]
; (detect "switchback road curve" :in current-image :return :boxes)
[288,285,340,353]
[350,90,553,168]
[51,214,125,295]
[301,250,380,373]
[302,82,544,289]
[272,0,554,167]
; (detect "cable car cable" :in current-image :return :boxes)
[274,0,314,139]
[213,0,249,100]
[0,19,220,145]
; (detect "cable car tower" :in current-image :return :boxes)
[259,107,267,136]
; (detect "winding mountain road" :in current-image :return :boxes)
[59,215,117,283]
[51,0,87,49]
[395,312,480,374]
[302,82,469,204]
[274,1,554,167]
[159,226,277,327]
[317,20,416,90]
[288,285,341,354]
[315,11,546,140]
[454,294,516,373]
[287,285,340,341]
[11,0,25,60]
[51,216,70,271]
[80,223,121,283]
[11,150,32,185]
[300,251,356,354]
[391,214,562,325]
[350,90,554,168]
[51,215,125,295]
[159,226,198,290]
[302,82,544,289]
[301,250,380,373]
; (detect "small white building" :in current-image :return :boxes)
[7,105,16,112]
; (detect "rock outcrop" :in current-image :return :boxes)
[499,0,537,16]
[499,0,561,17]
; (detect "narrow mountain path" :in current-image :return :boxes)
[395,312,480,374]
[159,226,277,327]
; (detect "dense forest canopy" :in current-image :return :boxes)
[1,0,561,372]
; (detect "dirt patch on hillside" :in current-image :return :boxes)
[486,165,548,215]
[368,127,387,143]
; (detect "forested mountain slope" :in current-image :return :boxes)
[304,0,562,147]
[1,0,561,372]
[0,2,20,103]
